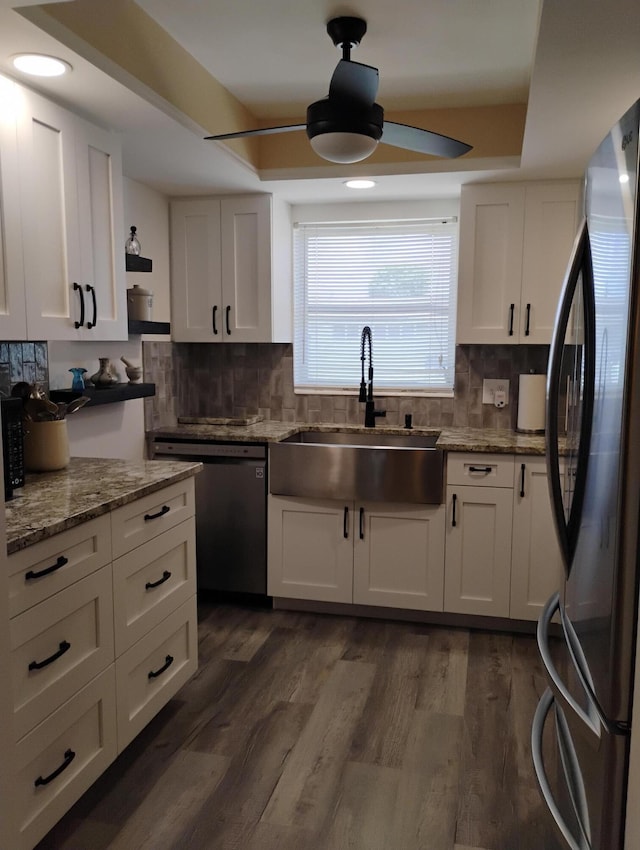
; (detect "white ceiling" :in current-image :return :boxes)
[1,0,640,203]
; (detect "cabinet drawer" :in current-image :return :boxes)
[111,478,195,558]
[11,566,114,741]
[446,453,514,488]
[14,666,117,850]
[113,518,196,656]
[8,515,111,618]
[115,596,197,752]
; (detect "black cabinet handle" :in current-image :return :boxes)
[225,305,231,335]
[148,654,174,680]
[144,505,170,521]
[525,303,531,336]
[212,305,218,335]
[85,284,97,329]
[508,303,515,336]
[343,506,349,539]
[73,282,85,328]
[145,570,172,590]
[25,555,68,581]
[29,640,71,671]
[520,463,526,498]
[469,466,492,474]
[34,748,75,787]
[452,493,458,527]
[359,506,364,540]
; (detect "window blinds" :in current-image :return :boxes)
[293,219,458,394]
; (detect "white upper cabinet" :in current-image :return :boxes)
[457,181,580,344]
[171,194,292,343]
[16,85,126,341]
[0,76,27,339]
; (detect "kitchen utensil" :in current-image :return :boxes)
[65,396,90,415]
[120,355,142,382]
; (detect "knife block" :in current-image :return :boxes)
[24,420,69,472]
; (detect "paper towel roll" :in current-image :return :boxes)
[517,373,546,433]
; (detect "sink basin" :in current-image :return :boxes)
[270,429,444,504]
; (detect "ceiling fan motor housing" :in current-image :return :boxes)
[306,99,383,142]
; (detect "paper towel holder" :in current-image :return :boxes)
[516,370,547,434]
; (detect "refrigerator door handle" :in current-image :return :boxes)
[546,219,596,575]
[537,594,601,740]
[532,689,591,850]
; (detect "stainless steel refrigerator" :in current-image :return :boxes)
[532,100,640,849]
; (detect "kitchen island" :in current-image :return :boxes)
[2,456,201,850]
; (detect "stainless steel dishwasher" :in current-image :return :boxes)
[151,439,267,596]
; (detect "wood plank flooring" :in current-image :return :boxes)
[35,600,562,850]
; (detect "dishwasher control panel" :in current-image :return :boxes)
[152,440,266,460]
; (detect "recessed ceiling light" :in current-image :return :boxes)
[344,179,376,190]
[619,173,630,184]
[12,54,72,77]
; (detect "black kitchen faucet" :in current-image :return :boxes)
[359,325,386,427]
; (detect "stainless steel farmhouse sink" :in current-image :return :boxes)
[270,430,444,504]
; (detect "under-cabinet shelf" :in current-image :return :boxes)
[49,383,156,407]
[128,319,170,335]
[125,255,152,272]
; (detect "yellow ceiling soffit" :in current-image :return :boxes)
[24,0,261,166]
[25,1,526,177]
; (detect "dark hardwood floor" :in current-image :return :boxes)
[36,600,562,850]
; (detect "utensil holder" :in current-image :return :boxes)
[24,420,70,472]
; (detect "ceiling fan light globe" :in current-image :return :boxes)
[309,132,378,163]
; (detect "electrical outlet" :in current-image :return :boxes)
[482,379,510,406]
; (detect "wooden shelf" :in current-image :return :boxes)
[128,319,170,335]
[125,254,152,272]
[50,383,156,407]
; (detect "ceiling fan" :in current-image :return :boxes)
[205,16,472,164]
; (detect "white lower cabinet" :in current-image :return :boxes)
[4,476,198,849]
[268,495,445,612]
[510,457,565,620]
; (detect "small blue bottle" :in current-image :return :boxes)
[69,367,87,391]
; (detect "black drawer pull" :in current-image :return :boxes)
[359,506,364,540]
[85,284,97,329]
[25,555,69,581]
[144,505,170,521]
[469,466,492,474]
[525,303,531,336]
[520,463,526,498]
[225,305,231,335]
[29,640,71,671]
[148,654,174,679]
[34,748,76,787]
[145,570,172,590]
[452,493,458,527]
[343,506,349,539]
[508,303,515,336]
[212,305,218,335]
[73,282,84,329]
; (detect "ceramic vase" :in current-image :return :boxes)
[90,358,118,387]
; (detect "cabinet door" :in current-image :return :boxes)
[456,184,525,344]
[520,182,580,343]
[18,87,83,340]
[267,495,353,603]
[353,502,445,611]
[221,194,272,342]
[74,118,127,341]
[170,199,222,342]
[510,458,565,620]
[0,76,27,339]
[444,484,513,616]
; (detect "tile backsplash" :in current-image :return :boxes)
[143,341,549,431]
[0,341,49,398]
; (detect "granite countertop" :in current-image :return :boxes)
[5,457,202,554]
[149,421,548,455]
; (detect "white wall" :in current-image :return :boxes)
[47,178,170,461]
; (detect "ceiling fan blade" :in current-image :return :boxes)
[382,121,472,158]
[329,59,379,106]
[205,123,306,141]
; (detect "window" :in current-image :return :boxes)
[293,218,458,394]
